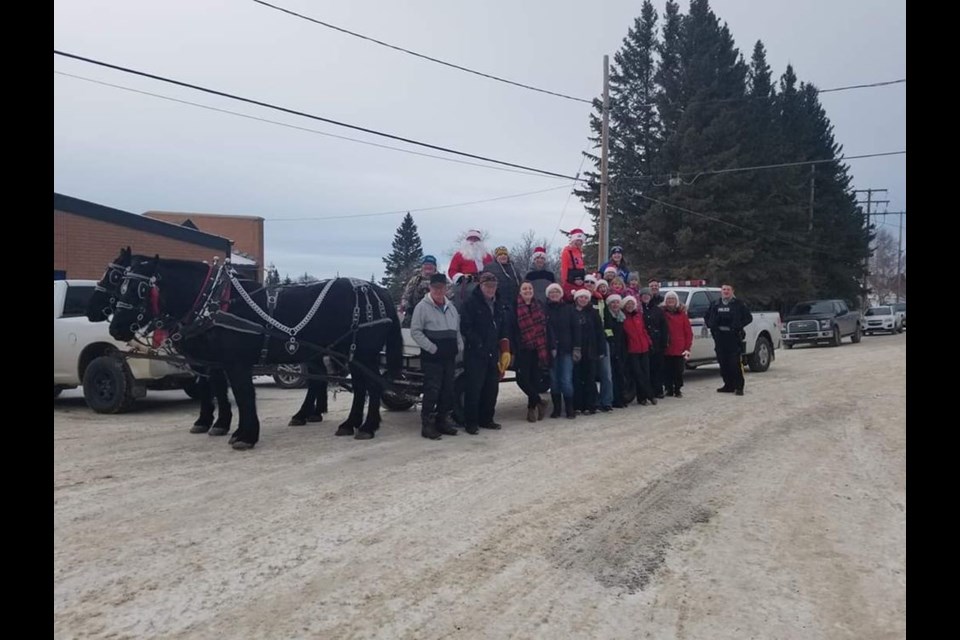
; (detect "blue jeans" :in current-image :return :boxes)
[550,353,574,399]
[598,342,613,407]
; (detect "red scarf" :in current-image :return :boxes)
[516,297,550,364]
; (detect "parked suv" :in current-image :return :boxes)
[782,299,862,348]
[863,306,903,335]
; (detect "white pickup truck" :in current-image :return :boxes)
[54,280,197,413]
[659,285,783,373]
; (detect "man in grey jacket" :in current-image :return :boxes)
[410,273,464,439]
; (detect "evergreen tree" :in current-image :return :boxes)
[576,0,660,262]
[380,212,424,301]
[639,0,751,282]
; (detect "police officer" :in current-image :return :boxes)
[705,283,753,396]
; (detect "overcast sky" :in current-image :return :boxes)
[54,0,906,279]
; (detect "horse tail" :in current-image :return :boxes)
[383,291,404,379]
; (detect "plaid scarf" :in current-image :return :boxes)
[516,297,551,364]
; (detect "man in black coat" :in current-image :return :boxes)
[460,272,512,433]
[641,288,669,398]
[705,283,754,396]
[524,247,556,303]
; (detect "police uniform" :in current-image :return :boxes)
[705,294,753,394]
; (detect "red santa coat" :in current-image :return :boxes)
[448,251,493,281]
[560,244,585,286]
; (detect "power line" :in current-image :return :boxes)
[820,79,906,93]
[634,192,841,258]
[53,49,580,181]
[613,151,906,185]
[54,70,565,180]
[634,78,905,110]
[267,183,575,222]
[251,0,592,105]
[549,155,588,249]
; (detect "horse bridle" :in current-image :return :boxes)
[116,269,162,337]
[118,260,229,349]
[93,262,129,319]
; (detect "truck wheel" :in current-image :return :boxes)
[82,355,137,414]
[747,336,773,372]
[830,326,842,347]
[381,390,415,412]
[182,377,203,400]
[851,324,862,343]
[273,364,308,389]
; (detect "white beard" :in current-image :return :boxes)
[459,241,488,270]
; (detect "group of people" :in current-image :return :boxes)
[403,228,752,440]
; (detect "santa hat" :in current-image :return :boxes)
[596,279,609,290]
[606,293,622,304]
[574,289,592,300]
[584,274,599,285]
[465,229,482,241]
[546,283,564,296]
[622,295,638,308]
[603,266,618,276]
[532,246,547,260]
[568,228,587,243]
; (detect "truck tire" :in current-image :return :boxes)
[82,355,137,414]
[381,390,415,412]
[747,336,773,372]
[273,364,308,389]
[182,377,203,400]
[830,326,842,347]
[851,324,862,343]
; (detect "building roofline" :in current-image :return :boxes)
[144,210,265,222]
[55,193,232,253]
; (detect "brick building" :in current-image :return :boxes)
[54,193,232,280]
[143,211,264,283]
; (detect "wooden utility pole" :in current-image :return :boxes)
[598,54,610,271]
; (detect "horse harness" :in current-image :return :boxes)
[120,260,392,366]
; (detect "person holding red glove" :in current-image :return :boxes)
[459,272,512,434]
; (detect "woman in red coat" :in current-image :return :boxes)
[662,290,694,398]
[622,296,656,405]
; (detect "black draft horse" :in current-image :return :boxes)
[86,248,325,433]
[109,256,403,450]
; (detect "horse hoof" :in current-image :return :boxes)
[231,440,255,451]
[190,424,211,434]
[210,427,229,437]
[354,430,375,440]
[288,416,307,427]
[307,414,324,423]
[335,426,355,437]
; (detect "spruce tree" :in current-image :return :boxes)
[380,212,424,301]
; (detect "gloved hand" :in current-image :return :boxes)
[498,338,511,379]
[572,347,582,363]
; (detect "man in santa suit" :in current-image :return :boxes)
[560,228,587,286]
[448,229,494,284]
